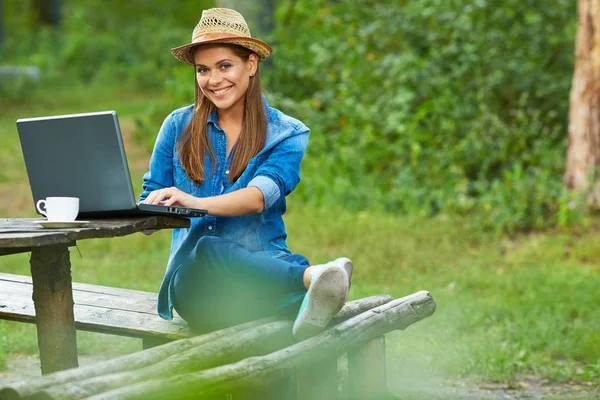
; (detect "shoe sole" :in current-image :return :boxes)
[293,267,348,341]
[338,257,353,289]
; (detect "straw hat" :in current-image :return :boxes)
[171,8,273,65]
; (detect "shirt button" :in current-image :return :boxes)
[225,170,230,175]
[208,225,213,230]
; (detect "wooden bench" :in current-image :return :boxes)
[0,288,437,400]
[0,216,191,374]
[0,272,193,349]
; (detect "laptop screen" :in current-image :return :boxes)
[17,111,139,214]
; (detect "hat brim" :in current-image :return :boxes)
[171,36,272,65]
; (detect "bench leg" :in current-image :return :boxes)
[30,244,78,374]
[347,336,387,400]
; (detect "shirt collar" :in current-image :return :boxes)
[207,110,219,127]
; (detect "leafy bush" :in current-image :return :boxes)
[261,0,579,232]
[1,0,212,90]
[1,0,583,232]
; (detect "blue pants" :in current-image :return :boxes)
[171,236,309,333]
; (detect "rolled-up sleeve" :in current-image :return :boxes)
[248,125,310,210]
[139,114,176,203]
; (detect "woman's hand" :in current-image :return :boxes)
[144,187,200,209]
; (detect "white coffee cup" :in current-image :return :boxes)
[36,197,80,222]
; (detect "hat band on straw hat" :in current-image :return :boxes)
[192,32,241,43]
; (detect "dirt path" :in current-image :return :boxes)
[413,376,600,399]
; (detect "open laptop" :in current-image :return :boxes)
[16,111,207,218]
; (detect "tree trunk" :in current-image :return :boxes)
[565,0,600,205]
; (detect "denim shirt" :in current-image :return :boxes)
[139,98,310,320]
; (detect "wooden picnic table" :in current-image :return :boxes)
[0,216,190,374]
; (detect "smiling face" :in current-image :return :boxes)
[194,45,258,115]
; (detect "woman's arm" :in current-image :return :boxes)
[143,186,264,216]
[247,124,310,210]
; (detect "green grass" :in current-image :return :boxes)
[0,84,599,393]
[285,208,600,386]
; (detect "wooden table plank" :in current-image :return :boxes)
[0,216,190,248]
[0,217,191,229]
[0,232,74,247]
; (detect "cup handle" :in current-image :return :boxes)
[36,199,47,217]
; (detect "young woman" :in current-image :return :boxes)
[140,8,353,340]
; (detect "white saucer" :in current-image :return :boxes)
[36,220,90,229]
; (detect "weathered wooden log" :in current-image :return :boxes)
[228,294,394,400]
[0,318,272,400]
[330,294,392,325]
[1,295,393,400]
[30,296,392,400]
[34,320,294,400]
[84,291,436,400]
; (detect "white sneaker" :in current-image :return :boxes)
[292,263,348,341]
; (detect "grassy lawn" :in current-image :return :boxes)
[0,84,598,393]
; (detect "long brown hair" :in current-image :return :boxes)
[176,44,266,185]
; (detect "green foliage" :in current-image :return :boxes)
[287,204,600,386]
[0,0,584,233]
[263,0,578,232]
[1,0,213,92]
